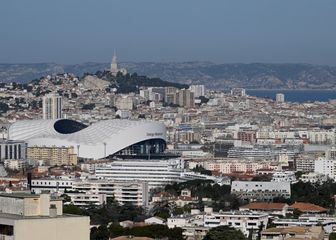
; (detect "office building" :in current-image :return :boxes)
[0,140,27,161]
[42,93,62,120]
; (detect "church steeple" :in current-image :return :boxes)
[110,49,118,76]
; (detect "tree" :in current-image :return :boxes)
[90,225,109,240]
[63,204,86,215]
[329,232,336,240]
[203,226,246,240]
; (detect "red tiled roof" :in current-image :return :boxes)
[289,202,327,212]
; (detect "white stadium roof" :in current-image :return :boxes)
[9,119,166,159]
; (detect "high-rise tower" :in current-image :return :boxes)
[42,93,62,119]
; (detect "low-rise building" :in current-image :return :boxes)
[0,192,90,240]
[239,202,289,217]
[300,172,328,184]
[27,145,77,166]
[231,181,291,201]
[261,226,324,240]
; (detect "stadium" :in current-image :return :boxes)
[8,119,166,159]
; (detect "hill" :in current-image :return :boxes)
[1,62,336,89]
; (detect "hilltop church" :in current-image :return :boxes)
[110,50,127,76]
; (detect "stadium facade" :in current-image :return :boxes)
[8,119,166,159]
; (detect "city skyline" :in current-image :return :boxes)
[0,0,336,65]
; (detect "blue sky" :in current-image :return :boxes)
[1,0,336,65]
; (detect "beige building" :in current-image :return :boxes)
[27,145,77,166]
[261,226,324,240]
[0,192,90,240]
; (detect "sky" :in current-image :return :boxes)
[0,0,336,65]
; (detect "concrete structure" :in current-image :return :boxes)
[27,145,77,166]
[9,119,166,159]
[0,193,90,240]
[231,181,291,201]
[42,93,62,120]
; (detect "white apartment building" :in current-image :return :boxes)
[4,159,27,170]
[231,181,291,201]
[42,93,62,119]
[203,211,269,237]
[189,85,205,98]
[72,180,149,207]
[168,209,269,239]
[0,193,89,240]
[300,172,328,184]
[31,178,149,207]
[271,171,297,183]
[314,157,336,180]
[66,193,107,206]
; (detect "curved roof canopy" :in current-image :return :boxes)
[9,119,166,159]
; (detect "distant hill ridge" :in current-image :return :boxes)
[1,62,336,89]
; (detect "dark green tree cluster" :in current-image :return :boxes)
[164,180,239,211]
[203,226,246,240]
[192,165,212,176]
[289,180,336,209]
[90,223,184,240]
[63,201,146,225]
[94,71,188,94]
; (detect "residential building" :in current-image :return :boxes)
[174,89,195,108]
[42,93,62,119]
[314,157,336,179]
[27,145,77,166]
[300,172,328,184]
[4,159,27,170]
[189,85,205,98]
[31,178,149,207]
[261,226,324,240]
[271,171,297,183]
[239,202,289,217]
[231,181,291,201]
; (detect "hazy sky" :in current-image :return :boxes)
[1,0,336,65]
